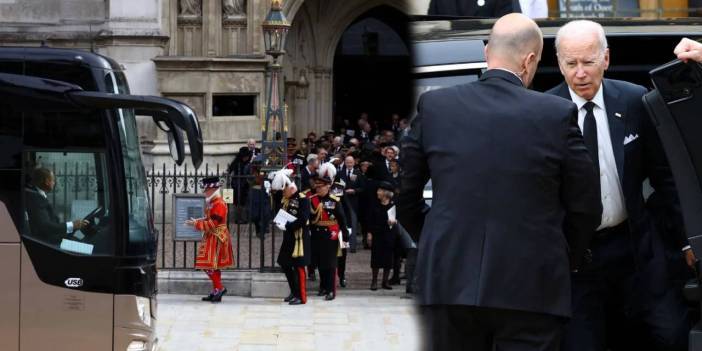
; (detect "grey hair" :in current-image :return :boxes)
[378,188,394,199]
[555,20,608,55]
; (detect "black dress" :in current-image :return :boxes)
[369,201,397,269]
[276,192,311,268]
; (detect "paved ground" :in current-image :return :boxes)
[157,294,422,351]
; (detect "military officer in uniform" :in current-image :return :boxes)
[309,162,350,301]
[185,176,234,303]
[270,168,311,305]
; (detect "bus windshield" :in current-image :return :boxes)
[107,70,156,257]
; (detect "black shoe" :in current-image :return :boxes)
[211,288,227,303]
[289,297,303,305]
[325,292,335,301]
[370,282,378,291]
[405,287,415,294]
[340,279,347,288]
[201,292,215,301]
[284,293,294,302]
[388,278,401,285]
[382,283,393,290]
[317,289,327,296]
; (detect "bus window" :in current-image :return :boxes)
[22,111,114,256]
[107,70,156,257]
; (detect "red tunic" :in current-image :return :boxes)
[194,196,234,270]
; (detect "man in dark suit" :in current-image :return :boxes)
[547,20,691,351]
[398,14,602,350]
[428,0,515,18]
[299,154,318,193]
[24,167,88,246]
[339,155,364,253]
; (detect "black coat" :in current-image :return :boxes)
[309,193,349,270]
[369,201,397,269]
[24,185,68,245]
[277,192,311,267]
[299,166,315,193]
[547,79,685,295]
[428,0,514,17]
[398,69,602,317]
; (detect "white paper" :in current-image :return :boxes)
[60,239,94,255]
[273,209,297,226]
[387,206,396,222]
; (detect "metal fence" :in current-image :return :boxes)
[146,163,287,272]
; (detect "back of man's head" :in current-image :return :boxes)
[486,13,543,75]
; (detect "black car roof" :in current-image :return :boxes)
[0,46,121,71]
[411,17,702,42]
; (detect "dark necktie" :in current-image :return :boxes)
[583,101,600,179]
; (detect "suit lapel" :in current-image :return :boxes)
[602,80,626,185]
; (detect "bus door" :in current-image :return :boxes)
[0,72,202,351]
[643,60,702,351]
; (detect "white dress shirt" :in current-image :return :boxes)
[568,85,628,230]
[519,0,548,18]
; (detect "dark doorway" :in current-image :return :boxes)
[332,6,411,133]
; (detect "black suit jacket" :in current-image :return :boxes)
[428,0,514,18]
[339,167,364,212]
[398,69,602,317]
[547,80,688,258]
[24,186,68,245]
[300,166,315,193]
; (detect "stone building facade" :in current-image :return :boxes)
[0,0,414,169]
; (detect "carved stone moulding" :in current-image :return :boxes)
[177,15,203,26]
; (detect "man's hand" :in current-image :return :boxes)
[184,218,196,226]
[684,248,697,268]
[367,233,373,247]
[72,219,89,230]
[276,223,286,231]
[387,218,397,226]
[674,38,702,63]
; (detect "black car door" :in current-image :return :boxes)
[643,60,702,351]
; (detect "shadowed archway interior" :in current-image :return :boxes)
[333,6,412,131]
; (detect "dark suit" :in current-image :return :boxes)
[299,166,315,193]
[24,185,69,245]
[339,167,364,251]
[428,0,515,18]
[547,80,690,351]
[398,69,602,350]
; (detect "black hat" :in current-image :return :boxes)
[377,181,395,192]
[238,146,252,158]
[201,176,221,189]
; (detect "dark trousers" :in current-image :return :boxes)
[405,248,418,293]
[283,265,300,298]
[562,224,689,351]
[421,305,565,351]
[319,268,336,294]
[337,248,347,281]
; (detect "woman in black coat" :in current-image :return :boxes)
[367,181,398,290]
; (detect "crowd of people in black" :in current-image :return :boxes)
[224,112,415,296]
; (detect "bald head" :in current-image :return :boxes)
[486,14,543,86]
